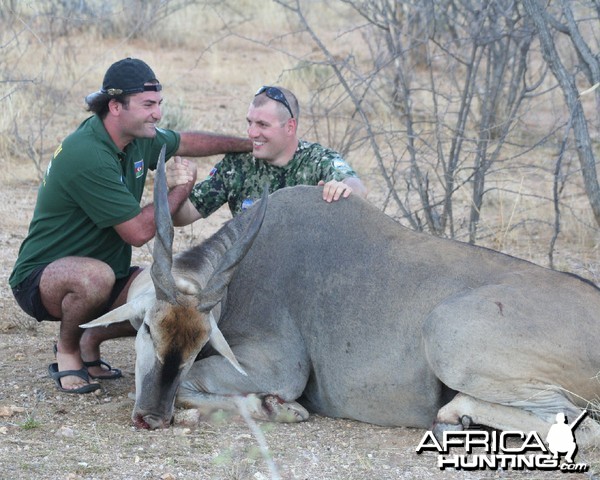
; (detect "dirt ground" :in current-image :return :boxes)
[0,178,599,480]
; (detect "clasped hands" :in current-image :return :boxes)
[166,157,197,189]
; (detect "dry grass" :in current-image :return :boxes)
[0,1,598,326]
[3,1,598,281]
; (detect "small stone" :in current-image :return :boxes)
[0,405,25,417]
[174,408,200,427]
[55,426,75,437]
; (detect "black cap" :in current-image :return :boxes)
[85,58,162,104]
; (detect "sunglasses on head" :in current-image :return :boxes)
[255,86,294,118]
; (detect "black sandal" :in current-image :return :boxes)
[53,343,122,380]
[48,363,101,394]
[83,359,123,380]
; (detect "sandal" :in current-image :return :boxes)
[83,359,122,380]
[53,343,122,380]
[48,363,101,394]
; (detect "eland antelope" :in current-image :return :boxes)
[83,149,600,446]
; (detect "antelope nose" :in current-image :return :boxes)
[142,414,170,430]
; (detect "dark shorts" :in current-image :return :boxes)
[11,264,140,322]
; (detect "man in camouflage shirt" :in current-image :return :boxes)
[170,86,367,223]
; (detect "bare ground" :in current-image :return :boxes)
[0,179,599,480]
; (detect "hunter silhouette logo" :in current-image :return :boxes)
[416,410,590,472]
[546,411,587,464]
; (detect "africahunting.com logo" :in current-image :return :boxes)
[416,411,589,473]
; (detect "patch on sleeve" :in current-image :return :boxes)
[209,167,217,177]
[241,198,255,210]
[333,159,350,170]
[134,159,144,178]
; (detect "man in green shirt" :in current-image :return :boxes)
[9,58,251,394]
[170,85,367,224]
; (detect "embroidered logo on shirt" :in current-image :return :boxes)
[134,159,144,178]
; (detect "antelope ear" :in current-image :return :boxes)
[80,293,152,330]
[208,314,247,376]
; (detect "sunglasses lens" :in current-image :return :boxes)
[255,86,293,118]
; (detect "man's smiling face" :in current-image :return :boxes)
[246,100,295,167]
[119,89,163,142]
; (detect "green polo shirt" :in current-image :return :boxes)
[9,115,180,288]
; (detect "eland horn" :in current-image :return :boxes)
[150,145,178,304]
[197,183,269,311]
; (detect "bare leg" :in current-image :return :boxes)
[40,257,132,389]
[79,269,141,376]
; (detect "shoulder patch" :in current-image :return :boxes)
[241,198,255,210]
[134,159,144,178]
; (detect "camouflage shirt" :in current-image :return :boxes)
[189,140,358,217]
